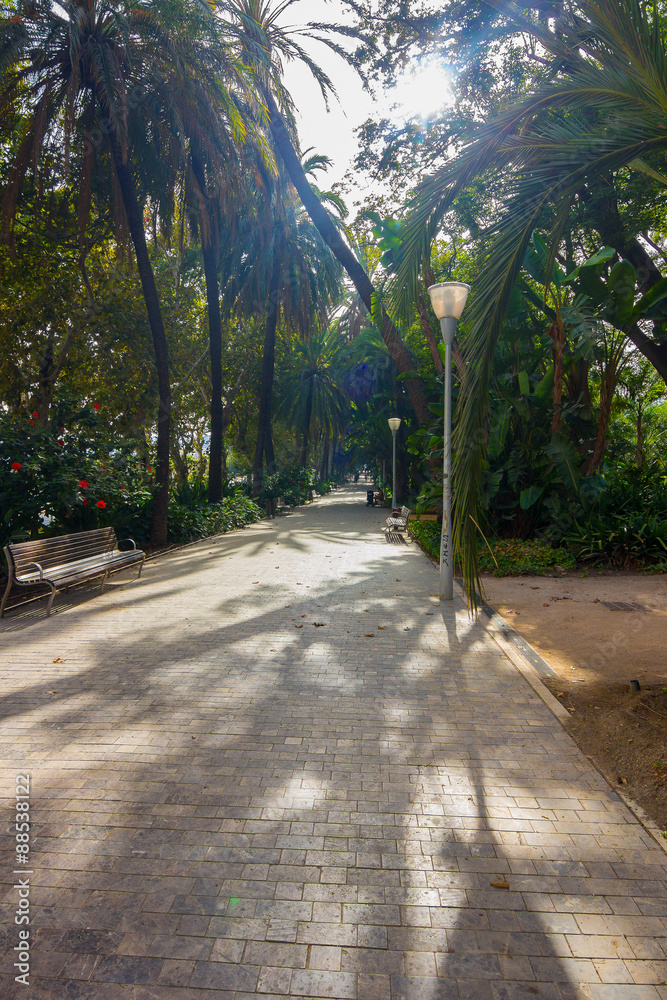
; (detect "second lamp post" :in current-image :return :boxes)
[426,281,470,601]
[388,417,401,507]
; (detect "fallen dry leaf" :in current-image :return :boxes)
[556,692,565,698]
[364,633,375,638]
[47,690,58,695]
[313,622,325,627]
[378,626,386,630]
[404,627,411,631]
[252,581,259,584]
[489,881,510,890]
[295,624,304,629]
[53,657,62,663]
[543,603,549,607]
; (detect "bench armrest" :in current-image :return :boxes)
[119,538,137,551]
[21,561,44,581]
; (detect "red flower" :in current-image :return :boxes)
[78,480,88,489]
[148,465,152,472]
[11,461,21,471]
[96,500,106,509]
[93,403,100,410]
[57,439,64,446]
[28,420,35,426]
[32,411,38,419]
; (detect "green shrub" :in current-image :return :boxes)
[260,465,316,506]
[480,538,576,576]
[564,511,667,567]
[0,410,263,551]
[0,407,151,546]
[410,521,576,576]
[409,520,440,560]
[163,494,264,545]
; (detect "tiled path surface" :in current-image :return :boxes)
[1,484,666,1000]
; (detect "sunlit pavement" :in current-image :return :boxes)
[1,484,666,1000]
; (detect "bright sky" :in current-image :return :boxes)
[281,0,454,198]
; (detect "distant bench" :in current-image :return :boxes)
[1,527,145,617]
[383,505,411,535]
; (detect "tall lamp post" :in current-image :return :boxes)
[388,417,401,507]
[426,282,470,601]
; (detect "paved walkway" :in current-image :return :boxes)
[1,485,666,1000]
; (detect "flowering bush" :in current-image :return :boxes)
[0,408,264,551]
[0,408,151,546]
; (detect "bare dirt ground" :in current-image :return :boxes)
[482,571,667,831]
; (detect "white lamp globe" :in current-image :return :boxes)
[427,281,471,320]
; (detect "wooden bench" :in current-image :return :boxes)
[1,527,145,617]
[384,505,411,534]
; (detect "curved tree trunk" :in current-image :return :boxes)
[191,155,224,504]
[109,135,171,547]
[264,90,431,429]
[252,249,282,496]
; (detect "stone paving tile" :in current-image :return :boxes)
[1,485,667,998]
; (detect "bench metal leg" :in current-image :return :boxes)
[46,583,57,617]
[99,570,109,594]
[0,574,13,618]
[137,558,144,580]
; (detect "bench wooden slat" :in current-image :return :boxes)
[11,528,117,570]
[2,528,144,617]
[16,551,142,584]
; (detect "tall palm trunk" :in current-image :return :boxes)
[549,315,566,436]
[252,249,282,496]
[191,155,225,504]
[299,379,314,467]
[109,134,171,547]
[635,405,643,467]
[264,90,431,429]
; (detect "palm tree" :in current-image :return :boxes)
[278,324,349,468]
[187,58,272,503]
[224,0,433,428]
[392,0,667,600]
[0,0,240,543]
[229,154,343,495]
